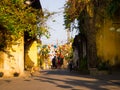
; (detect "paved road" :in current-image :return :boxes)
[0,69,120,90]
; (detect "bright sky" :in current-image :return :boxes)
[40,0,77,45]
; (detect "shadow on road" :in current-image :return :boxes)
[33,69,120,90]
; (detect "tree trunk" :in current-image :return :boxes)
[86,0,98,68]
[84,7,97,68]
[86,23,97,68]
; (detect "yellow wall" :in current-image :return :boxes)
[96,20,120,66]
[0,51,4,71]
[0,37,24,77]
[25,41,38,69]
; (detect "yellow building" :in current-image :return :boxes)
[0,37,24,77]
[0,0,43,77]
[96,19,120,67]
[25,41,38,70]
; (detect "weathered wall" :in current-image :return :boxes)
[0,51,4,71]
[25,41,38,69]
[96,20,120,67]
[0,37,24,77]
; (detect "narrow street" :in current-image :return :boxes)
[0,69,120,90]
[0,1,120,90]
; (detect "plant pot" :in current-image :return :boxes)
[13,72,19,77]
[0,72,4,77]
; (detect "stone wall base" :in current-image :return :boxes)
[89,68,109,75]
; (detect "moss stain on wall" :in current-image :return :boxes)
[96,20,120,66]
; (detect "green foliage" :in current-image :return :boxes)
[12,0,19,4]
[97,61,110,71]
[64,0,120,29]
[78,56,89,74]
[39,58,43,66]
[0,0,53,38]
[39,45,50,58]
[0,0,50,36]
[0,72,4,77]
[107,0,120,18]
[0,0,52,50]
[38,45,50,67]
[0,0,39,36]
[64,0,87,29]
[79,56,88,70]
[64,0,120,69]
[64,45,73,62]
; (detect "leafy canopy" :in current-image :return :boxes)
[0,0,50,38]
[64,0,120,29]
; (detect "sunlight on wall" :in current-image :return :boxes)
[1,37,24,77]
[0,52,4,70]
[25,41,38,68]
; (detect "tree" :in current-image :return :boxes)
[64,0,97,68]
[64,0,120,68]
[0,0,50,51]
[38,45,50,68]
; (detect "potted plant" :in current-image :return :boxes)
[0,72,4,77]
[13,72,19,77]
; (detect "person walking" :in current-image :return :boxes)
[68,60,73,72]
[52,56,57,69]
